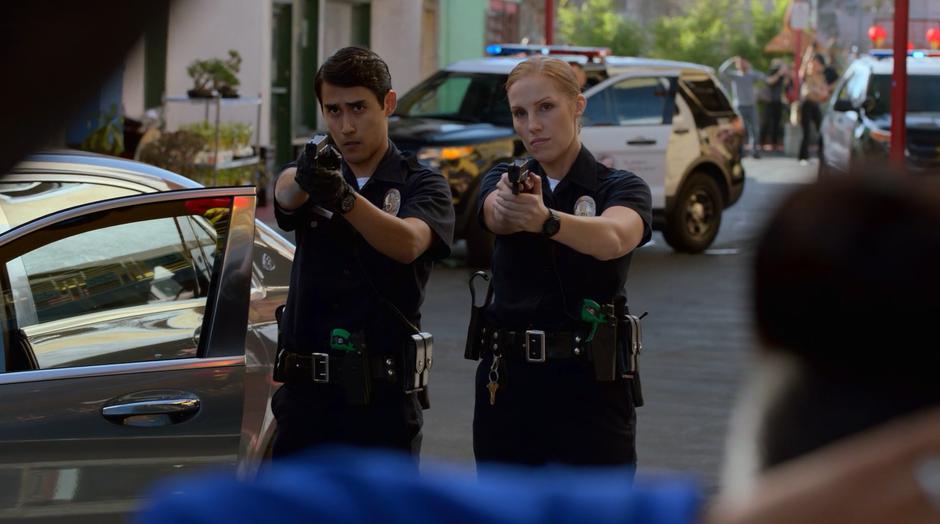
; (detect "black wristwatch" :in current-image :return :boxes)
[542,208,561,237]
[338,186,356,214]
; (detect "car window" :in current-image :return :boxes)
[867,74,940,116]
[396,71,512,126]
[834,72,854,105]
[583,90,614,126]
[680,78,734,114]
[0,196,232,370]
[846,70,868,102]
[0,181,138,231]
[607,77,668,126]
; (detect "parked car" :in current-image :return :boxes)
[0,151,292,523]
[389,50,745,264]
[820,50,940,175]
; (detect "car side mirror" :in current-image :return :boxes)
[832,99,855,112]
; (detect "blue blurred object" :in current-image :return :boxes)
[136,447,701,524]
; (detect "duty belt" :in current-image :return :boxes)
[483,328,583,362]
[275,350,400,385]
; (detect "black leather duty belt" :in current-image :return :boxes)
[275,350,399,385]
[483,328,583,363]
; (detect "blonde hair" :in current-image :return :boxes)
[505,56,581,102]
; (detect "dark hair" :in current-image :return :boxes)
[813,53,826,66]
[754,169,940,468]
[314,46,392,108]
[754,169,940,380]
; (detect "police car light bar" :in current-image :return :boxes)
[485,43,612,62]
[869,49,940,59]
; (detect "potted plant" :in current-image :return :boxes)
[186,60,214,98]
[212,50,242,98]
[186,50,242,98]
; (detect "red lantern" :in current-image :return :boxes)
[868,25,887,47]
[927,28,940,50]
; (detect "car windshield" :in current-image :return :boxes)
[395,71,512,126]
[868,74,940,116]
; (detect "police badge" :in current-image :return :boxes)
[574,195,597,217]
[383,188,402,215]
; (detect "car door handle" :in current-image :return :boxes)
[627,138,657,146]
[673,128,690,135]
[102,391,201,426]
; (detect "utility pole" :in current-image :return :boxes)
[890,0,908,167]
[545,0,554,44]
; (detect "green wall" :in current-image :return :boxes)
[439,0,486,68]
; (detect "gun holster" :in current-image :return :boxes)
[464,271,492,361]
[590,302,619,382]
[273,304,288,382]
[616,297,645,408]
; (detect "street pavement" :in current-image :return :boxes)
[258,156,817,493]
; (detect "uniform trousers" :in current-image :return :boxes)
[271,381,423,459]
[473,352,637,467]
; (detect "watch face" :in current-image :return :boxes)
[543,211,561,237]
[340,192,356,213]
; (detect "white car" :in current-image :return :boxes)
[391,53,746,261]
[820,50,940,174]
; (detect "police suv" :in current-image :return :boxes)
[389,45,746,265]
[820,49,940,175]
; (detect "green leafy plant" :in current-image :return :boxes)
[648,0,788,70]
[137,130,207,178]
[186,50,242,97]
[557,0,645,57]
[80,104,124,156]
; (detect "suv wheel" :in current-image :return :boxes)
[663,172,723,253]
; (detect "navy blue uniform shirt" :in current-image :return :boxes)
[477,145,652,329]
[275,141,454,356]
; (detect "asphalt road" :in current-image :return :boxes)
[259,156,816,492]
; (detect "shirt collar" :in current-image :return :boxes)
[529,144,599,192]
[341,140,405,185]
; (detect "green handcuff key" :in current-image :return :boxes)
[329,328,356,352]
[580,299,606,343]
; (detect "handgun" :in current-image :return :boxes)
[304,134,342,173]
[507,158,531,195]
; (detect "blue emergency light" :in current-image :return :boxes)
[869,49,940,59]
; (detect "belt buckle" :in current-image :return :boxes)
[525,330,546,363]
[311,353,330,383]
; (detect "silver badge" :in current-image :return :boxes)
[383,188,402,215]
[574,195,597,217]
[261,253,276,272]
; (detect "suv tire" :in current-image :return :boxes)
[663,172,723,253]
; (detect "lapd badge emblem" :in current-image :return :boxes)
[261,253,276,272]
[383,189,402,215]
[574,195,597,217]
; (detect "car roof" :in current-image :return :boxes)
[9,150,202,192]
[856,55,940,75]
[445,56,715,76]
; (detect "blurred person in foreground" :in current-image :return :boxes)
[722,170,940,501]
[136,408,940,524]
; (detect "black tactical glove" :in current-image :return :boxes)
[294,135,351,209]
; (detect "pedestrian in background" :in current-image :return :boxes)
[797,54,831,165]
[719,56,766,158]
[759,59,789,152]
[470,56,652,467]
[271,46,454,459]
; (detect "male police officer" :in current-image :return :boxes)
[272,47,454,458]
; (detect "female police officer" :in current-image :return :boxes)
[472,56,652,466]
